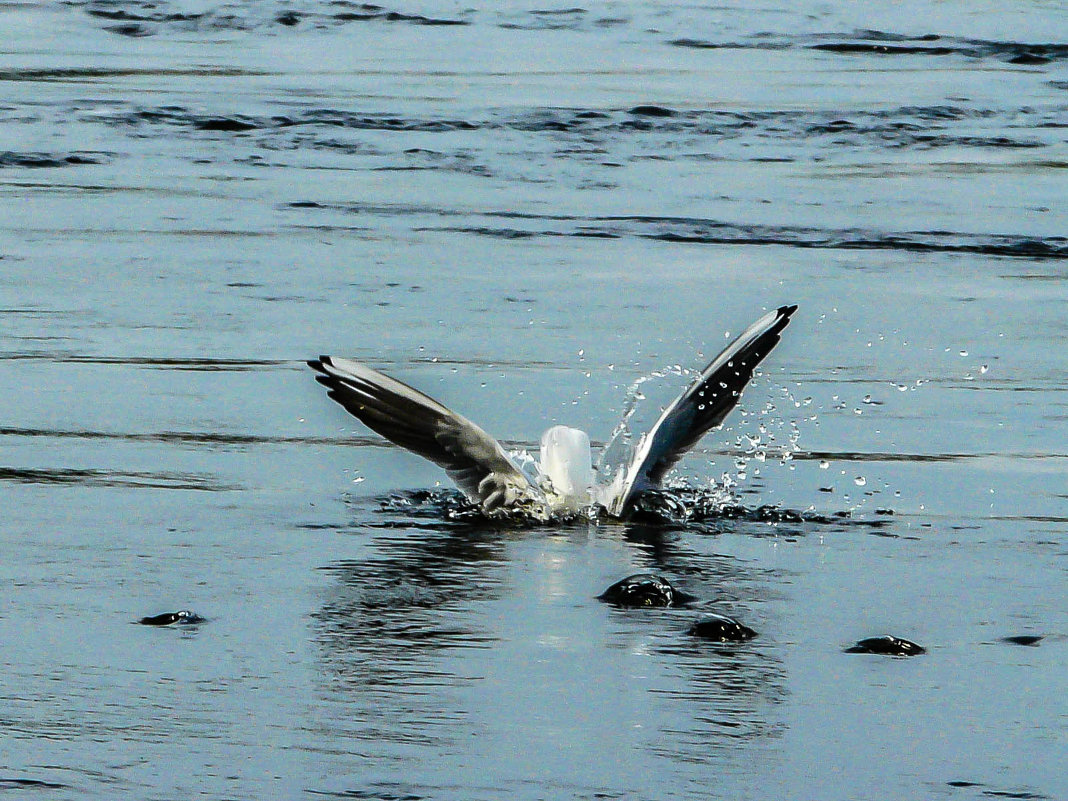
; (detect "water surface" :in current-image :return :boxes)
[1,1,1065,799]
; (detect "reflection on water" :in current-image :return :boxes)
[311,496,790,787]
[313,520,507,749]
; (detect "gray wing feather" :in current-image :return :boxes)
[604,305,797,517]
[308,356,539,512]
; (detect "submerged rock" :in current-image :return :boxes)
[688,613,758,642]
[597,573,695,608]
[1002,634,1043,647]
[138,610,205,626]
[628,105,676,117]
[845,635,925,656]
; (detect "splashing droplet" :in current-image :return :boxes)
[854,476,866,487]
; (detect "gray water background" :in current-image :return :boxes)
[1,1,1066,798]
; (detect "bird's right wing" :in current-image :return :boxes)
[602,305,797,517]
[308,356,540,513]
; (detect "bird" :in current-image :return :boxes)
[308,304,796,520]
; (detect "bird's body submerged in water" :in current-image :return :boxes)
[309,304,796,520]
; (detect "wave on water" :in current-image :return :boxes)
[74,0,471,35]
[0,151,110,168]
[64,0,1068,70]
[673,30,1068,65]
[90,102,1063,153]
[0,466,239,491]
[293,203,1068,261]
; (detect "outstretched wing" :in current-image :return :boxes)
[602,305,797,517]
[308,356,540,513]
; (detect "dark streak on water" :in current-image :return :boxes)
[0,152,110,168]
[0,466,239,491]
[301,203,1068,259]
[674,31,1068,65]
[0,353,286,370]
[86,102,1065,155]
[0,778,70,790]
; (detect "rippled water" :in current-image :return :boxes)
[1,1,1066,799]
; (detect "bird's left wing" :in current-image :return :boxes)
[602,305,797,517]
[308,356,541,513]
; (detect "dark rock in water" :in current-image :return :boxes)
[628,105,676,117]
[689,614,758,642]
[139,610,205,626]
[1002,634,1043,647]
[598,573,695,608]
[845,635,925,656]
[1008,52,1050,65]
[195,117,259,132]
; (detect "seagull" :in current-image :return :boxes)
[309,304,796,519]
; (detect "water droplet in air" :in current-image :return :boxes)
[854,476,866,486]
[819,460,830,469]
[980,364,989,374]
[959,350,968,357]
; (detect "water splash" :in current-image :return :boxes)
[371,487,880,530]
[596,363,697,485]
